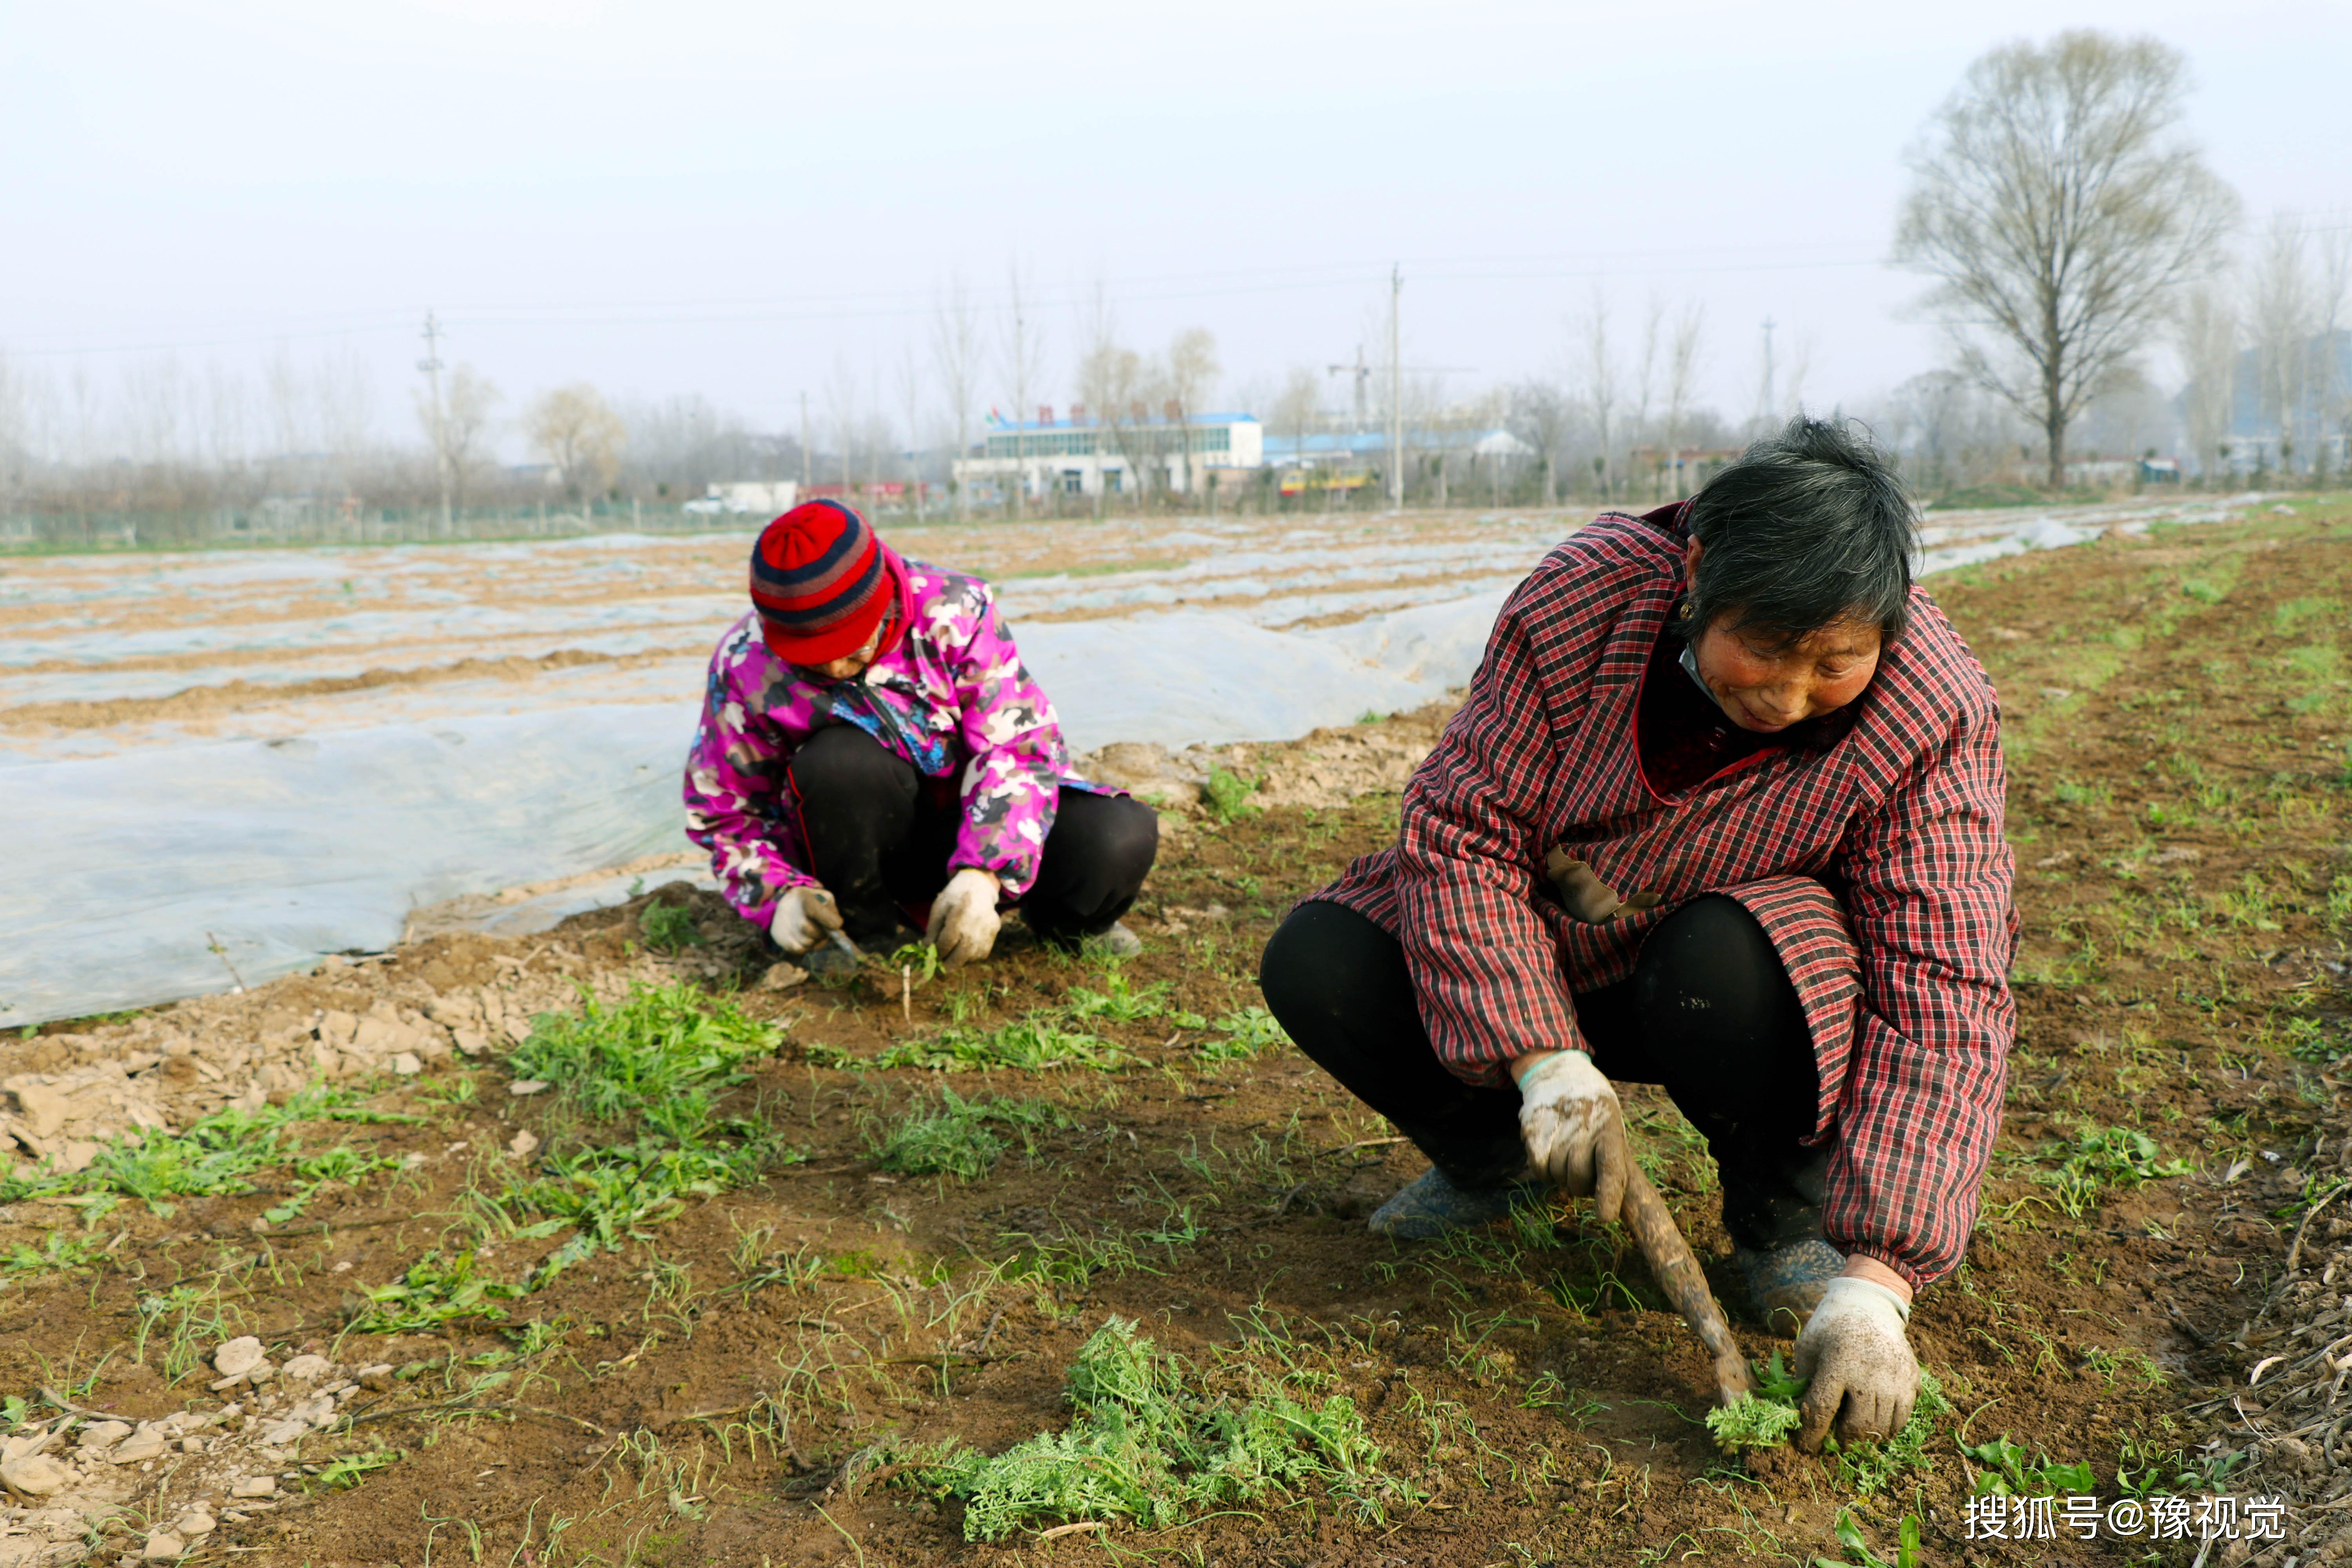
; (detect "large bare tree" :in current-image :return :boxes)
[524,383,625,501]
[930,276,982,519]
[1895,31,2238,487]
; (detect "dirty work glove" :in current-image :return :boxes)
[1515,1051,1629,1225]
[768,886,844,956]
[927,867,1003,969]
[1793,1276,1919,1452]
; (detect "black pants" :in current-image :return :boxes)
[1259,896,1829,1251]
[784,723,1159,946]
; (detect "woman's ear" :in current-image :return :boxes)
[1683,537,1703,595]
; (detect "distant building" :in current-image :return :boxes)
[685,480,798,516]
[953,412,1262,500]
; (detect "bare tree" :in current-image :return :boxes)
[1507,380,1570,505]
[524,383,626,501]
[1573,292,1620,499]
[1660,304,1705,499]
[930,276,982,519]
[996,262,1047,516]
[2249,214,2316,474]
[2174,285,2239,482]
[1164,327,1220,500]
[1075,316,1156,512]
[1895,30,2239,487]
[441,367,501,511]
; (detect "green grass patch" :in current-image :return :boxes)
[1196,1005,1292,1063]
[1063,972,1171,1024]
[347,1249,526,1334]
[0,1085,416,1216]
[1200,765,1262,824]
[1706,1350,1806,1452]
[1960,1434,2094,1497]
[636,902,702,953]
[2034,1125,2191,1218]
[884,1317,1404,1540]
[869,1089,1071,1180]
[506,981,776,1134]
[870,1016,1129,1073]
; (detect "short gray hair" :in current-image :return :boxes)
[1683,416,1917,650]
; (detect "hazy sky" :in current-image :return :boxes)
[5,0,2348,449]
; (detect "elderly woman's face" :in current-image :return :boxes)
[1684,540,1882,733]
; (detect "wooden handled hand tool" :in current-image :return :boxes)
[1607,1125,1755,1407]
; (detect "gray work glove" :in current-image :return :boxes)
[1516,1051,1630,1224]
[768,886,844,956]
[927,867,1002,969]
[1793,1276,1919,1452]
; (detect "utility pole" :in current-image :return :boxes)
[799,392,810,495]
[417,311,451,536]
[1387,265,1403,508]
[1759,317,1777,434]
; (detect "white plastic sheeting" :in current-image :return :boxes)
[0,494,2269,1025]
[0,596,1501,1025]
[0,708,691,1027]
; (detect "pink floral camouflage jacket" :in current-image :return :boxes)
[684,559,1087,924]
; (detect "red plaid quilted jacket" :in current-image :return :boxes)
[1317,506,2017,1287]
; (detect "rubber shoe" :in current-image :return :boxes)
[1735,1239,1846,1333]
[1083,921,1144,959]
[1368,1167,1549,1241]
[798,942,861,979]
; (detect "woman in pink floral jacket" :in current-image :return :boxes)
[684,501,1155,972]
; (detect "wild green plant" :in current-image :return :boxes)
[888,1318,1400,1540]
[1,1230,107,1281]
[1833,1368,1951,1496]
[2035,1125,2191,1218]
[1062,972,1171,1024]
[1196,1006,1290,1063]
[873,1016,1127,1072]
[347,1249,526,1334]
[637,902,703,954]
[1961,1434,2095,1497]
[505,981,775,1129]
[869,1089,1069,1180]
[0,1085,415,1214]
[310,1447,403,1491]
[1200,765,1262,824]
[1814,1509,1922,1568]
[1705,1351,1806,1452]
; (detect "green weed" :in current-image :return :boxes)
[2035,1125,2191,1218]
[874,1016,1128,1073]
[869,1089,1070,1180]
[0,1085,415,1214]
[1201,766,1262,824]
[887,1318,1402,1540]
[309,1446,403,1491]
[1833,1368,1951,1496]
[348,1249,525,1334]
[637,902,702,954]
[1706,1350,1806,1452]
[1196,1006,1290,1063]
[1961,1434,2095,1496]
[1062,973,1171,1025]
[1815,1509,1922,1568]
[506,982,776,1133]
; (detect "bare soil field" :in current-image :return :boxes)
[3,505,2351,1566]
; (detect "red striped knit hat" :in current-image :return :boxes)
[749,501,902,664]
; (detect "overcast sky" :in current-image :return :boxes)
[4,0,2348,450]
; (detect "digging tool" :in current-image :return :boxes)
[1536,849,1751,1405]
[1608,1128,1756,1407]
[825,929,865,966]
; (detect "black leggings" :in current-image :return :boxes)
[784,723,1159,946]
[1258,896,1829,1251]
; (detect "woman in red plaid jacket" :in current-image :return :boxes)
[1261,417,2016,1453]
